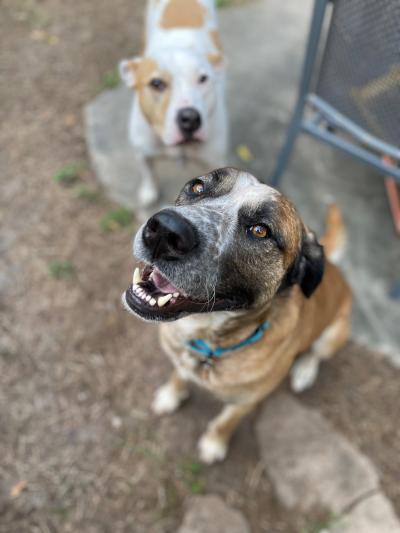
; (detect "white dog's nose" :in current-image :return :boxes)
[177,107,202,137]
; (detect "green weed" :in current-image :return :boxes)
[49,260,74,279]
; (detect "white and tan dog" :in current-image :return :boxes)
[122,168,352,464]
[119,0,228,206]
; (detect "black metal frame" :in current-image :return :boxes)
[269,0,400,187]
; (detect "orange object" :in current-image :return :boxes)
[382,155,400,236]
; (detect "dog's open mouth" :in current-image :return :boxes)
[178,138,202,146]
[122,265,238,321]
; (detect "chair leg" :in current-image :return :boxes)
[269,0,330,188]
[269,104,305,188]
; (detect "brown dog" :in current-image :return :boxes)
[122,167,352,463]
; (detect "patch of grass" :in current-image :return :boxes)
[189,479,203,495]
[49,505,71,521]
[49,260,74,280]
[135,445,166,465]
[216,0,233,7]
[16,0,52,28]
[100,69,120,91]
[53,163,85,186]
[73,185,100,202]
[100,207,133,232]
[179,460,204,495]
[299,513,341,533]
[31,9,51,29]
[216,0,250,7]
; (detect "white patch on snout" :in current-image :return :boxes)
[147,47,217,145]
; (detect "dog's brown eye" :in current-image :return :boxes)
[199,74,209,84]
[191,181,205,194]
[249,224,268,239]
[149,78,167,91]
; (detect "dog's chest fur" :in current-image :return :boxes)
[158,262,351,403]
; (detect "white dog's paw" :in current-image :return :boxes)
[152,383,188,415]
[138,183,159,207]
[198,433,227,464]
[290,354,319,393]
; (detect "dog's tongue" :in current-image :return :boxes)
[152,268,180,294]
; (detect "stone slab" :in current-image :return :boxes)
[255,392,379,514]
[330,493,400,533]
[177,495,250,533]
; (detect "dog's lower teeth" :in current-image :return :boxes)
[145,295,151,302]
[150,298,156,306]
[158,294,172,307]
[173,292,179,298]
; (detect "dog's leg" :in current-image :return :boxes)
[152,370,190,415]
[135,151,159,207]
[198,401,257,464]
[290,312,351,393]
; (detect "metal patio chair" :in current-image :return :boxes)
[270,0,400,216]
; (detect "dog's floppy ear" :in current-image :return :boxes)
[119,57,142,88]
[288,229,325,298]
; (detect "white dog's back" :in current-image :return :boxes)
[145,0,220,54]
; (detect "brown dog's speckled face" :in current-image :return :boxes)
[123,168,324,321]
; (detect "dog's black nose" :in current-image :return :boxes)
[143,209,197,260]
[177,107,202,137]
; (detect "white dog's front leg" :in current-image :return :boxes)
[134,151,159,207]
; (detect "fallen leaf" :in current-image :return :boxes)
[64,114,78,127]
[236,144,253,162]
[30,29,47,41]
[10,480,28,499]
[48,35,59,45]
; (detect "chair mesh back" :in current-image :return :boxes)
[316,0,400,148]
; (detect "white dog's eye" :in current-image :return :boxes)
[249,224,269,239]
[191,181,205,194]
[198,74,209,84]
[149,78,167,91]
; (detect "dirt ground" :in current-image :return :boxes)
[1,1,399,532]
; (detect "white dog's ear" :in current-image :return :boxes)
[208,52,226,71]
[119,57,142,88]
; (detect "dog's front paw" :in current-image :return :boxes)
[152,383,188,416]
[290,354,319,393]
[198,433,227,464]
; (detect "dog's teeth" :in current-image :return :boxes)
[173,292,179,298]
[145,295,151,302]
[133,267,142,285]
[158,294,172,307]
[150,298,156,306]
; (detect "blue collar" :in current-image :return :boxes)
[186,320,270,359]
